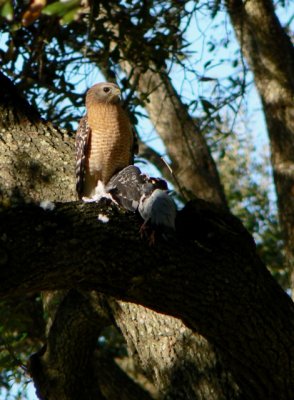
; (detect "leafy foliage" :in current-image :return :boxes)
[0,0,191,129]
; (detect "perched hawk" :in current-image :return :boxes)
[107,165,177,244]
[75,82,135,199]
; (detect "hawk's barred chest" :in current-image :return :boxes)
[86,103,133,183]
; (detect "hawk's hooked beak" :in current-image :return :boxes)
[113,87,121,97]
[110,87,121,104]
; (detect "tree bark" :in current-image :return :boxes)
[107,300,240,399]
[28,290,107,400]
[0,71,76,204]
[225,0,294,296]
[0,199,293,400]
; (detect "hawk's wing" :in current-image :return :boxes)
[106,165,147,211]
[75,116,91,199]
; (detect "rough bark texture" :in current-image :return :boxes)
[28,290,107,400]
[107,300,240,400]
[0,199,294,400]
[0,72,76,203]
[225,0,294,296]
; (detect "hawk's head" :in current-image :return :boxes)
[86,82,121,106]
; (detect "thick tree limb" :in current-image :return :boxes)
[0,71,76,204]
[94,352,154,400]
[107,299,240,399]
[28,290,107,400]
[125,66,228,208]
[0,199,293,399]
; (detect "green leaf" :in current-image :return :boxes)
[200,98,215,113]
[60,8,79,24]
[232,59,239,68]
[42,0,80,17]
[0,0,13,21]
[199,76,215,82]
[204,60,212,69]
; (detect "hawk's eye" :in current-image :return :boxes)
[103,87,110,93]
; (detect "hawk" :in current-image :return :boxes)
[75,82,135,199]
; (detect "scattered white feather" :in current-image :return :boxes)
[98,214,109,223]
[82,181,114,203]
[39,200,55,211]
[82,196,97,203]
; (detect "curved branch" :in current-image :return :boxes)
[125,67,228,208]
[29,288,154,400]
[0,199,293,399]
[0,72,76,204]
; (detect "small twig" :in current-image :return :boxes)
[0,336,28,373]
[160,156,188,201]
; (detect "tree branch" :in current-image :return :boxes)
[28,290,107,400]
[1,199,293,399]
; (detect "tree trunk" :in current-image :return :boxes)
[28,290,107,400]
[107,300,240,400]
[142,69,229,207]
[225,0,294,296]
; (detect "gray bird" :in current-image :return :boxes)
[138,183,177,245]
[107,165,177,244]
